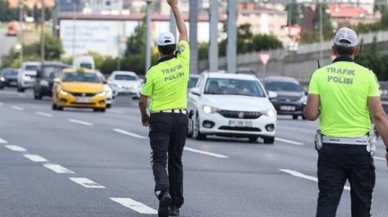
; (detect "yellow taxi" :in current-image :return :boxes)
[52,68,107,112]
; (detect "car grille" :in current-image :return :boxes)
[217,110,262,119]
[69,92,96,97]
[276,96,300,102]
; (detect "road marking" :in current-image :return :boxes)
[69,178,106,189]
[43,164,75,174]
[36,112,53,117]
[11,106,24,111]
[0,138,8,143]
[275,138,304,146]
[280,169,350,191]
[69,119,93,126]
[110,198,158,214]
[17,93,25,97]
[113,128,148,139]
[184,147,229,159]
[5,145,26,152]
[23,154,48,162]
[374,156,385,161]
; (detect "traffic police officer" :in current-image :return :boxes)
[138,0,189,216]
[305,27,388,217]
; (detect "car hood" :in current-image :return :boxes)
[202,95,274,111]
[112,80,141,88]
[271,91,304,98]
[60,82,104,93]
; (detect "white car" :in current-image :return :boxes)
[96,70,114,108]
[17,61,40,92]
[107,71,142,99]
[188,73,278,144]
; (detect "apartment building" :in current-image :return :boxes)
[7,0,55,8]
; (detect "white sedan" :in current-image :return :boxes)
[107,71,142,99]
[188,72,278,144]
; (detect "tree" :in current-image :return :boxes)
[285,1,304,26]
[312,3,333,31]
[125,20,146,56]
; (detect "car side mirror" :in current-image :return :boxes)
[268,91,277,99]
[53,78,60,83]
[190,87,200,96]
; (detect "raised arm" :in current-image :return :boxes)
[168,0,188,42]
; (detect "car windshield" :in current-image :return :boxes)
[114,74,137,81]
[80,63,92,69]
[25,65,38,71]
[188,77,199,89]
[3,69,18,76]
[265,81,303,92]
[41,65,67,78]
[62,72,100,83]
[204,78,266,97]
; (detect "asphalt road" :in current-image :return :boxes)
[1,88,388,217]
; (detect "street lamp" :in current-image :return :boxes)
[18,0,24,65]
[145,0,152,73]
[40,0,45,65]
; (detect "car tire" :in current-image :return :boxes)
[301,115,307,120]
[292,115,298,120]
[106,104,111,109]
[263,136,275,144]
[100,108,106,112]
[34,92,42,100]
[93,108,99,112]
[52,103,57,110]
[248,136,259,143]
[193,113,206,140]
[17,86,25,92]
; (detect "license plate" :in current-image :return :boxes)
[76,97,90,103]
[280,106,295,111]
[229,120,252,127]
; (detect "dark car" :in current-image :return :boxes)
[0,68,19,87]
[263,76,307,120]
[33,62,68,99]
[188,74,200,89]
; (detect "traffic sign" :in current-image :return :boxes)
[259,53,271,66]
[331,54,336,60]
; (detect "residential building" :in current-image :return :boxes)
[328,4,381,26]
[7,0,55,8]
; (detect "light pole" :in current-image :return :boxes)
[169,9,176,37]
[40,0,45,66]
[145,0,152,73]
[189,0,198,74]
[208,0,219,72]
[19,0,24,65]
[226,0,237,74]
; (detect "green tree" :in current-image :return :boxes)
[285,1,304,25]
[125,21,146,56]
[312,3,333,31]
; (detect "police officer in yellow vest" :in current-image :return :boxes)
[305,27,388,217]
[138,1,189,217]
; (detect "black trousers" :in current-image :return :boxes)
[149,112,188,208]
[316,143,376,217]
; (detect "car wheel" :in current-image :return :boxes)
[292,115,298,120]
[263,136,275,144]
[57,106,63,111]
[52,103,57,110]
[193,113,206,140]
[100,108,106,112]
[93,108,99,112]
[0,85,3,89]
[17,86,25,92]
[34,91,42,100]
[106,104,111,109]
[301,115,307,120]
[248,136,259,143]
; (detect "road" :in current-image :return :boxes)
[0,88,388,217]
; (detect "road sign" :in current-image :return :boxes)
[331,54,336,60]
[259,53,271,66]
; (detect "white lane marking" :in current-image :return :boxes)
[0,138,8,143]
[11,106,24,111]
[184,147,229,159]
[69,178,106,189]
[5,145,26,152]
[17,93,25,97]
[280,169,350,191]
[43,164,75,174]
[110,198,158,214]
[275,138,304,146]
[36,112,53,117]
[23,154,48,162]
[374,156,386,161]
[69,119,93,126]
[113,128,148,139]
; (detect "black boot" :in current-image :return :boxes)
[169,206,180,216]
[158,192,172,217]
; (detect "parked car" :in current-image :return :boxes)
[0,68,19,87]
[188,72,277,143]
[263,76,307,120]
[33,62,68,99]
[107,71,142,99]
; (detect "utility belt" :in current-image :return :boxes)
[315,129,377,156]
[150,109,195,137]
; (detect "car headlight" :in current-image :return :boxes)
[298,95,307,103]
[40,80,48,86]
[114,84,123,88]
[59,89,68,95]
[96,91,106,96]
[24,75,31,80]
[202,105,219,114]
[0,77,4,81]
[264,108,277,117]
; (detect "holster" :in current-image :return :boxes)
[314,129,323,151]
[187,110,194,137]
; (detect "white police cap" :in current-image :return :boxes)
[333,27,358,48]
